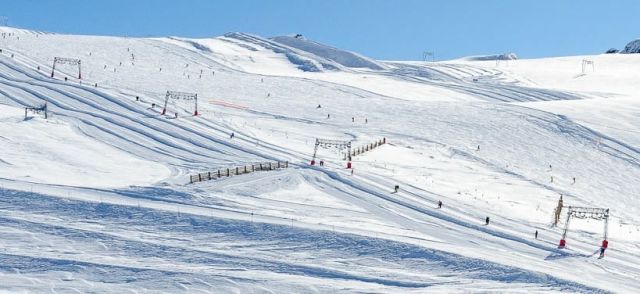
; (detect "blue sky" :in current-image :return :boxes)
[2,0,638,60]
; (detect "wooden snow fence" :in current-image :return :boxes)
[189,161,289,184]
[348,138,386,159]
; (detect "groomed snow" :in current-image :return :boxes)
[0,104,169,188]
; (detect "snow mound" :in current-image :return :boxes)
[462,53,518,61]
[270,35,388,70]
[621,39,640,53]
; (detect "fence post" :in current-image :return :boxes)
[286,161,289,168]
[278,162,281,168]
[218,170,221,178]
[227,168,230,177]
[252,165,255,172]
[244,166,248,173]
[236,167,239,175]
[208,172,211,180]
[260,163,263,170]
[189,175,193,184]
[198,174,202,182]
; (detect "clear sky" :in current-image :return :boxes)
[1,0,638,60]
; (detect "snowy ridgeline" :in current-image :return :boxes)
[269,35,388,70]
[460,53,518,61]
[0,25,640,293]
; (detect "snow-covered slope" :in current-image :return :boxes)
[1,26,640,293]
[0,104,168,187]
[460,53,518,61]
[269,35,388,70]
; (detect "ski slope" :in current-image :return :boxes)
[1,26,640,293]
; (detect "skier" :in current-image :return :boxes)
[600,240,608,258]
[319,160,324,166]
[573,177,576,184]
[438,200,443,209]
[477,145,480,151]
[394,185,399,193]
[230,132,235,139]
[64,77,68,82]
[485,216,490,225]
[351,169,354,176]
[365,118,368,124]
[327,114,330,119]
[136,96,139,101]
[352,117,354,122]
[174,112,178,118]
[317,104,322,109]
[535,230,538,239]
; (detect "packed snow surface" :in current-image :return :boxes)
[1,26,640,293]
[0,104,169,187]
